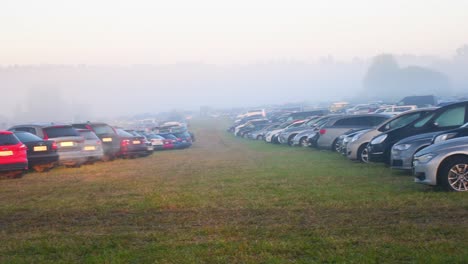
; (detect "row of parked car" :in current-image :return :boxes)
[230,101,468,192]
[0,121,194,178]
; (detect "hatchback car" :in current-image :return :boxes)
[413,136,468,191]
[147,134,174,150]
[0,131,28,177]
[14,131,58,172]
[9,124,85,167]
[368,101,468,164]
[72,122,121,161]
[315,114,391,150]
[115,128,152,158]
[76,129,104,163]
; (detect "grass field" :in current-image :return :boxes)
[1,119,467,263]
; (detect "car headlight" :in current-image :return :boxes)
[371,134,387,145]
[414,153,436,164]
[433,133,457,144]
[393,144,411,151]
[343,137,352,143]
[351,133,362,142]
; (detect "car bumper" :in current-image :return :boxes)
[28,153,59,166]
[0,162,28,171]
[413,158,441,186]
[346,142,359,160]
[390,150,414,170]
[367,144,388,163]
[57,151,87,164]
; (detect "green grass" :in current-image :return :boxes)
[0,119,467,263]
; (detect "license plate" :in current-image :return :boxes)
[84,146,96,151]
[0,150,13,156]
[60,142,74,147]
[132,140,141,144]
[102,138,112,142]
[33,146,48,152]
[147,146,153,151]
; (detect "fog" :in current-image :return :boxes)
[1,46,467,125]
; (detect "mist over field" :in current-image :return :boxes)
[1,47,467,124]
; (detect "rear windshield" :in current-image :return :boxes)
[0,134,20,146]
[44,127,79,138]
[93,125,116,135]
[14,132,42,142]
[78,130,99,140]
[148,135,165,140]
[116,129,133,137]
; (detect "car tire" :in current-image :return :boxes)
[438,156,468,192]
[299,137,308,147]
[331,138,340,152]
[357,144,370,163]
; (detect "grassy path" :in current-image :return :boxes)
[0,119,467,263]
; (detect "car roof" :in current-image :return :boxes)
[10,123,72,129]
[0,130,13,135]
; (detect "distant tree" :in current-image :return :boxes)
[363,54,451,101]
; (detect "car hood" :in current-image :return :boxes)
[416,136,468,156]
[397,131,441,145]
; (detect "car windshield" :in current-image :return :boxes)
[0,134,20,146]
[44,126,79,138]
[14,132,42,142]
[93,125,116,135]
[161,134,177,140]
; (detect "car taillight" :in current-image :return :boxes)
[121,139,130,147]
[19,144,28,151]
[319,129,327,135]
[51,141,58,150]
[177,138,182,142]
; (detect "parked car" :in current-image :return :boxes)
[315,114,391,150]
[235,119,269,137]
[147,134,174,150]
[390,132,441,170]
[413,136,468,191]
[76,129,104,164]
[248,123,281,140]
[337,129,370,155]
[368,101,468,164]
[277,117,321,145]
[291,116,339,147]
[14,131,58,172]
[0,131,28,177]
[172,131,193,148]
[125,130,154,153]
[115,128,152,158]
[72,122,121,161]
[265,120,307,143]
[347,108,435,163]
[9,124,85,167]
[159,133,187,149]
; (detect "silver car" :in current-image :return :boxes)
[316,114,391,150]
[390,132,440,170]
[346,108,435,163]
[413,136,468,191]
[278,117,321,145]
[77,129,104,163]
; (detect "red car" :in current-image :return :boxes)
[0,131,28,177]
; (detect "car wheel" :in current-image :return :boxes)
[438,156,468,192]
[331,139,340,152]
[357,144,370,163]
[299,137,308,147]
[287,135,296,146]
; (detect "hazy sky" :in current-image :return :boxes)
[1,0,467,64]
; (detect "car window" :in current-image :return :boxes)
[92,125,116,135]
[335,117,370,126]
[0,134,20,146]
[434,106,466,128]
[78,130,99,140]
[44,127,80,138]
[14,132,43,142]
[382,112,423,132]
[413,113,435,128]
[13,127,37,134]
[371,116,388,126]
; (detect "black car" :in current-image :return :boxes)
[72,122,121,161]
[115,128,152,158]
[14,131,59,172]
[368,101,468,164]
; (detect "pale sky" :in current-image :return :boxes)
[1,0,467,64]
